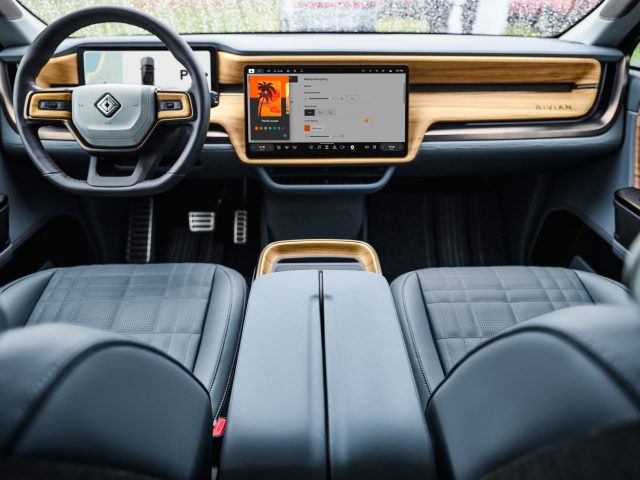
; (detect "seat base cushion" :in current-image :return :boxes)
[391,266,633,406]
[0,263,246,415]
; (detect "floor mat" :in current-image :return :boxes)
[368,184,510,281]
[155,180,262,280]
[160,229,224,264]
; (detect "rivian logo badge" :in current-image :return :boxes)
[535,104,574,111]
[95,94,121,117]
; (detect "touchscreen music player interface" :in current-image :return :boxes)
[245,65,408,158]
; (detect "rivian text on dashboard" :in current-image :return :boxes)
[245,66,408,158]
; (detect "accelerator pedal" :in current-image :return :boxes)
[233,210,248,245]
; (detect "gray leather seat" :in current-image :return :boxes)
[0,263,246,416]
[391,266,634,406]
[425,303,640,480]
[0,324,214,480]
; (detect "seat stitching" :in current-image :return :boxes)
[106,265,136,333]
[190,265,217,372]
[207,267,234,402]
[33,295,218,301]
[159,264,176,360]
[549,267,570,306]
[0,270,55,295]
[416,273,450,380]
[213,273,247,421]
[0,270,57,328]
[29,270,64,326]
[454,267,477,344]
[422,300,592,305]
[490,266,519,327]
[73,267,91,326]
[125,331,202,335]
[399,273,431,395]
[466,268,483,339]
[419,287,590,293]
[436,335,494,340]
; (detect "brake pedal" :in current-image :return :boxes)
[189,211,216,232]
[126,197,154,263]
[233,210,248,245]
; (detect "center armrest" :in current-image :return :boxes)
[220,270,326,480]
[322,270,435,479]
[221,269,434,480]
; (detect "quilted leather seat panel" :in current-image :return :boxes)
[417,266,593,372]
[391,266,634,406]
[0,263,247,415]
[27,264,216,368]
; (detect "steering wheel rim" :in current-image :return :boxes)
[13,5,210,197]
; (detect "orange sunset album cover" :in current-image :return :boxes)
[248,75,290,117]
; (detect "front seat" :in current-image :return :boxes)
[0,263,246,417]
[0,324,214,480]
[391,265,634,406]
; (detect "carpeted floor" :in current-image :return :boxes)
[155,180,261,280]
[367,184,511,281]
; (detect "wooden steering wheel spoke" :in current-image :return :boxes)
[25,89,73,122]
[156,90,193,122]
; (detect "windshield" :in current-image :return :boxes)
[19,0,603,36]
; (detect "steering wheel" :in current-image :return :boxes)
[13,6,210,196]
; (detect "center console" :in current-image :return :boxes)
[220,241,435,479]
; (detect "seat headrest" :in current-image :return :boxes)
[0,324,212,480]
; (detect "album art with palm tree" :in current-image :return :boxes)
[248,75,291,140]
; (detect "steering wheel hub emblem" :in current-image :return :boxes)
[95,93,121,117]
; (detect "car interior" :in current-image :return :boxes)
[2,0,640,479]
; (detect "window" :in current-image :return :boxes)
[19,0,603,36]
[632,43,640,69]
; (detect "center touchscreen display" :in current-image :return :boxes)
[245,65,408,158]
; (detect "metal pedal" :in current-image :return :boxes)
[233,210,248,245]
[126,197,154,263]
[189,211,215,232]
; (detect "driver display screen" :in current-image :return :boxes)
[245,65,408,158]
[79,49,213,89]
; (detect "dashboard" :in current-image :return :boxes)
[0,34,625,172]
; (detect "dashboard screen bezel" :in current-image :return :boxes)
[244,65,409,159]
[77,44,218,92]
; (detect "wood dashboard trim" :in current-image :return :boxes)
[217,52,601,85]
[34,51,602,88]
[36,53,79,88]
[257,240,381,276]
[212,87,599,165]
[32,51,603,166]
[215,52,602,165]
